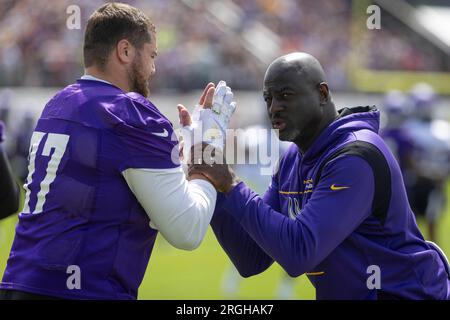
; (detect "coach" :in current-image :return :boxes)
[189,52,450,299]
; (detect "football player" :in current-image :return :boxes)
[0,3,235,300]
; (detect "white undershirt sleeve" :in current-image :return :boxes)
[122,166,217,251]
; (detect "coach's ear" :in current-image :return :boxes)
[318,82,329,106]
[116,39,135,65]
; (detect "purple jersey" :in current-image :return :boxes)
[1,79,179,299]
[211,106,450,299]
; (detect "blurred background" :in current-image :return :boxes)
[0,0,449,299]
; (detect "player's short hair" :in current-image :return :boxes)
[83,2,156,70]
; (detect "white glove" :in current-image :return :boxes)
[180,81,237,161]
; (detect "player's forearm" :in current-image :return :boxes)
[211,194,274,277]
[180,178,217,249]
[122,167,217,250]
[0,145,20,219]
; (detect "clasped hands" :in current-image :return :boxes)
[177,81,240,194]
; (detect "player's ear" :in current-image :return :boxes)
[116,39,134,64]
[318,82,329,106]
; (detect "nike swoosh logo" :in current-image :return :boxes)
[151,128,169,138]
[305,271,325,276]
[330,184,350,191]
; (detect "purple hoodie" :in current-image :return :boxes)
[211,106,450,300]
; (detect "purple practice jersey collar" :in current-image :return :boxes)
[76,77,153,105]
[301,105,380,162]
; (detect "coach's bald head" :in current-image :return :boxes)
[265,52,327,87]
[263,52,337,153]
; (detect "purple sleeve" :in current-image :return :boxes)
[210,174,281,277]
[221,156,374,277]
[114,114,180,171]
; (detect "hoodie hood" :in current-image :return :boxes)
[302,105,380,162]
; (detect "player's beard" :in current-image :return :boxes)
[128,53,150,97]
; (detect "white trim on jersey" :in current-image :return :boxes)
[80,74,113,85]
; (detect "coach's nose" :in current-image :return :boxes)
[268,98,284,116]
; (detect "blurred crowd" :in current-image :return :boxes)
[366,10,450,72]
[0,0,263,90]
[1,0,449,91]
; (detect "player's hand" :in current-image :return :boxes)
[187,142,241,194]
[178,82,215,127]
[177,81,237,162]
[178,82,215,161]
[209,80,237,139]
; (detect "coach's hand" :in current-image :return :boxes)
[187,143,240,194]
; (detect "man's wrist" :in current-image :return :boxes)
[222,177,241,194]
[221,181,253,223]
[188,173,214,186]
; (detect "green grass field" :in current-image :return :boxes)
[1,182,449,300]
